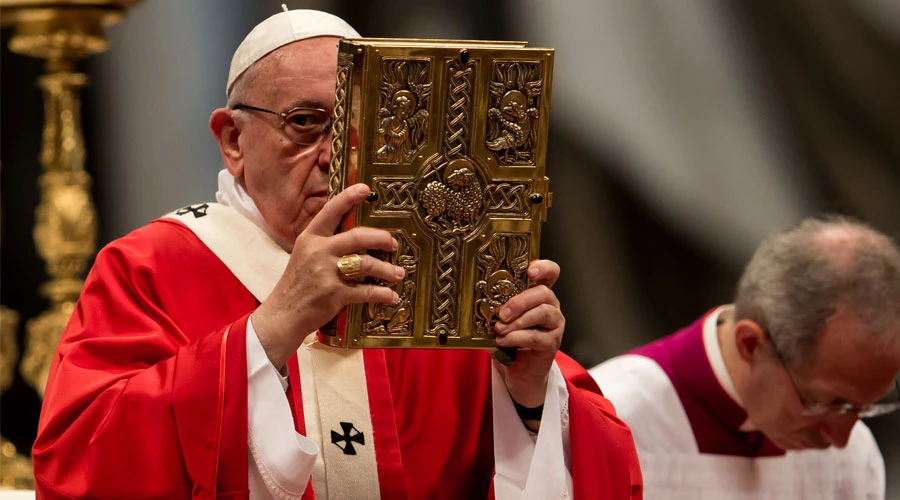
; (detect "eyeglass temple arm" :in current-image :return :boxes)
[231,104,281,117]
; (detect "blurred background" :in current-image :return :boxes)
[2,0,899,495]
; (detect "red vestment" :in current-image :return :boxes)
[33,218,642,499]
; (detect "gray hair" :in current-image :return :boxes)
[734,215,900,367]
[226,63,260,109]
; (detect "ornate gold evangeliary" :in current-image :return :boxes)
[322,38,554,349]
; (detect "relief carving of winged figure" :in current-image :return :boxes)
[375,60,432,163]
[486,63,542,163]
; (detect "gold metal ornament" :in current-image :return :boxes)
[0,438,34,490]
[0,309,34,490]
[337,253,363,280]
[323,38,554,349]
[1,0,139,397]
[0,306,20,394]
[0,0,141,488]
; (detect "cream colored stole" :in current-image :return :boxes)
[164,203,381,499]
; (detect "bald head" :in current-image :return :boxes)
[734,215,900,366]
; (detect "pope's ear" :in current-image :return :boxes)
[209,107,243,177]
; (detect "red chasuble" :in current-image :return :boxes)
[33,218,642,499]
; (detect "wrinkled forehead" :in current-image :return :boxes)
[256,37,339,73]
[243,38,341,105]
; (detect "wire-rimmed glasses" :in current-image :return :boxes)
[231,103,332,146]
[765,329,900,418]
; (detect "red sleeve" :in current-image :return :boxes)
[556,352,644,500]
[32,221,256,499]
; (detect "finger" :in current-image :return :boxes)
[344,283,400,306]
[330,227,398,255]
[305,183,370,236]
[497,285,560,323]
[338,254,405,282]
[527,259,560,288]
[494,303,563,335]
[495,327,561,352]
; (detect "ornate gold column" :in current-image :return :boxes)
[0,0,141,488]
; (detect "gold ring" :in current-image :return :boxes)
[336,253,362,280]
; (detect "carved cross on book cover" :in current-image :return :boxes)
[322,38,554,349]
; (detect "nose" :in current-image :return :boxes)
[316,130,333,168]
[820,414,857,448]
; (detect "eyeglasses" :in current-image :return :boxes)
[231,103,332,146]
[765,329,900,418]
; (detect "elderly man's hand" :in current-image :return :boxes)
[252,184,404,369]
[493,260,564,426]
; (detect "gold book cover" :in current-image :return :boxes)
[322,37,554,349]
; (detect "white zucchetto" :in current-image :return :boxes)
[226,5,360,98]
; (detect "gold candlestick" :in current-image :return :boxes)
[0,0,141,488]
[2,0,139,396]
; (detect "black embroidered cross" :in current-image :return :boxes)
[331,422,365,455]
[176,203,209,218]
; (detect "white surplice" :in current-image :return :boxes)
[590,306,884,500]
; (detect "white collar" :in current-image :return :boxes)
[702,304,757,430]
[215,169,289,251]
